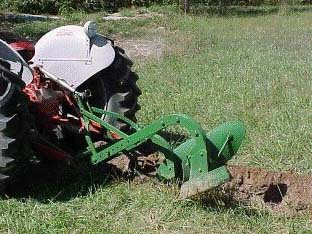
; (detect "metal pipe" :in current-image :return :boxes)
[39,67,84,97]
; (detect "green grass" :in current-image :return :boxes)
[139,14,312,173]
[1,6,312,233]
[1,181,311,233]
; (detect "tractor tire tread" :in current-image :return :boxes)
[0,84,29,194]
[102,47,141,132]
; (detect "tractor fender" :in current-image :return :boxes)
[32,25,116,90]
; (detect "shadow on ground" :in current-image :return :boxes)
[5,160,126,203]
[4,130,311,217]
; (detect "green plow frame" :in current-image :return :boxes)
[76,95,245,199]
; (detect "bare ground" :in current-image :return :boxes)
[224,165,312,215]
[115,38,164,60]
[108,155,312,216]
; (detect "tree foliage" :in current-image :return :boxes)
[0,0,172,14]
[0,0,309,14]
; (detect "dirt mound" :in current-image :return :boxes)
[108,153,312,215]
[222,165,312,215]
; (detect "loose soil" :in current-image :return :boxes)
[108,156,312,215]
[223,165,312,215]
[8,153,312,217]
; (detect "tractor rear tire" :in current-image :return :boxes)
[0,74,29,193]
[80,46,141,133]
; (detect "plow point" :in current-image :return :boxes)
[179,166,231,199]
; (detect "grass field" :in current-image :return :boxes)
[1,6,312,233]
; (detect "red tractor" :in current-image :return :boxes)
[0,22,140,189]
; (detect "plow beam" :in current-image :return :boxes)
[79,101,245,199]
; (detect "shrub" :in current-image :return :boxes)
[0,0,171,14]
[0,0,309,15]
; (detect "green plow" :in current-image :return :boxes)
[76,94,245,199]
